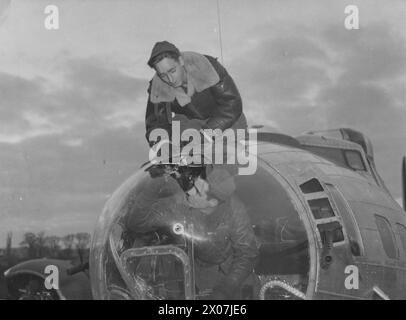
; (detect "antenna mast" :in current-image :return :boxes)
[216,0,224,65]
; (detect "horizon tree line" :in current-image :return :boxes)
[4,231,92,261]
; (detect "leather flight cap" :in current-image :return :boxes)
[147,41,181,68]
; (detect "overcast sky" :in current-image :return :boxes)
[0,0,405,247]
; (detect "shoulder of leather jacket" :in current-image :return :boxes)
[203,55,227,81]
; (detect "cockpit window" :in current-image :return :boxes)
[375,215,398,259]
[308,198,335,219]
[395,223,406,255]
[305,146,347,167]
[344,150,366,171]
[304,146,366,172]
[299,178,324,194]
[317,221,344,243]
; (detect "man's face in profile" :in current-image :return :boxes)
[155,57,186,88]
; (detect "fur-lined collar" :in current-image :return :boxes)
[150,51,220,106]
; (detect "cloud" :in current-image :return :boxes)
[235,34,330,102]
[323,23,406,83]
[63,57,145,110]
[0,72,49,138]
[0,56,148,143]
[228,21,406,199]
[0,0,11,27]
[318,25,406,198]
[229,29,332,133]
[0,123,150,244]
[0,55,152,244]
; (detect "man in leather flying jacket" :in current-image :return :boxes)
[145,41,247,145]
[125,165,258,299]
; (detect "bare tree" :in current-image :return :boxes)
[62,234,76,258]
[75,233,91,262]
[20,232,37,258]
[36,231,46,257]
[6,231,12,258]
[44,235,61,258]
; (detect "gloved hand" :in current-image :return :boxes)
[186,177,218,209]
